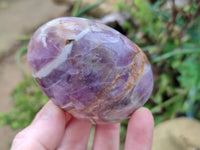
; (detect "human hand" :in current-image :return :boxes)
[11,101,154,150]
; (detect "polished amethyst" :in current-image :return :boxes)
[28,17,153,124]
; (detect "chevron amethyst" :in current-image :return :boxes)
[27,17,153,124]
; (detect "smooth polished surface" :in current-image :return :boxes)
[28,17,153,123]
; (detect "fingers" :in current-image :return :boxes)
[92,123,120,150]
[124,107,154,150]
[11,101,71,150]
[11,102,153,150]
[57,118,92,150]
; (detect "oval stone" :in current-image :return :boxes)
[27,17,154,124]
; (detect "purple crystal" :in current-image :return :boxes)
[27,17,154,124]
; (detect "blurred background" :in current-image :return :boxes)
[0,0,200,149]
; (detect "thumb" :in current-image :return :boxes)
[11,101,71,150]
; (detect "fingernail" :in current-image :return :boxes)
[136,107,150,113]
[36,101,60,120]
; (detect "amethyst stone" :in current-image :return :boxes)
[28,17,153,124]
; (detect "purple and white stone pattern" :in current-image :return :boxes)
[27,17,154,124]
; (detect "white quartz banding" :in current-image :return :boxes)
[33,27,91,79]
[37,19,61,48]
[33,42,73,78]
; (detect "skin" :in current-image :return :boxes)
[11,101,154,150]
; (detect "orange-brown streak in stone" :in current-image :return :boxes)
[65,39,74,45]
[100,53,146,115]
[76,72,123,116]
[68,74,123,121]
[68,48,147,119]
[125,54,145,92]
[67,39,142,115]
[80,50,143,115]
[134,44,149,64]
[126,83,131,90]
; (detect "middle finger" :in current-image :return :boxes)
[57,117,92,150]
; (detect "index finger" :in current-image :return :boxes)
[11,101,71,150]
